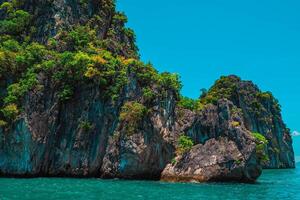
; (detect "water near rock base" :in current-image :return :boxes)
[0,164,299,200]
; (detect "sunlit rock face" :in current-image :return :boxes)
[162,99,261,183]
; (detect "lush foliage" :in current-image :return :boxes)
[200,75,282,120]
[177,135,194,153]
[0,119,7,127]
[0,2,183,126]
[252,132,269,163]
[0,1,31,37]
[200,75,240,105]
[142,87,155,102]
[119,101,147,135]
[158,72,182,92]
[252,132,268,144]
[1,103,19,120]
[177,96,203,111]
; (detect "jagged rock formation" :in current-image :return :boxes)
[161,99,261,182]
[200,75,295,169]
[0,0,294,182]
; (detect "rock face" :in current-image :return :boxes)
[200,75,295,169]
[0,71,176,177]
[162,137,259,182]
[162,100,261,183]
[0,1,294,182]
[0,76,262,182]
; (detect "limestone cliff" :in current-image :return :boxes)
[200,75,295,169]
[0,0,294,182]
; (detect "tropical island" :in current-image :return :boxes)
[0,0,295,183]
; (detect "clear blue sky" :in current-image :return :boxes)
[117,0,300,156]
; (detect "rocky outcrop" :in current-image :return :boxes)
[162,99,261,183]
[200,75,295,169]
[161,137,260,183]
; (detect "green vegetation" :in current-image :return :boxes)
[0,119,8,127]
[142,87,155,102]
[256,91,281,112]
[0,2,31,36]
[4,70,38,104]
[119,101,147,135]
[177,96,203,111]
[199,75,282,122]
[1,104,19,120]
[171,158,177,165]
[113,12,128,24]
[58,86,73,101]
[0,1,182,125]
[177,135,194,153]
[252,132,269,163]
[234,159,242,165]
[200,76,240,105]
[252,132,268,144]
[79,120,94,132]
[158,72,182,92]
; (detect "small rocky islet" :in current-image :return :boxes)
[0,0,295,183]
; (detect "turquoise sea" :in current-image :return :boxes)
[0,163,299,200]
